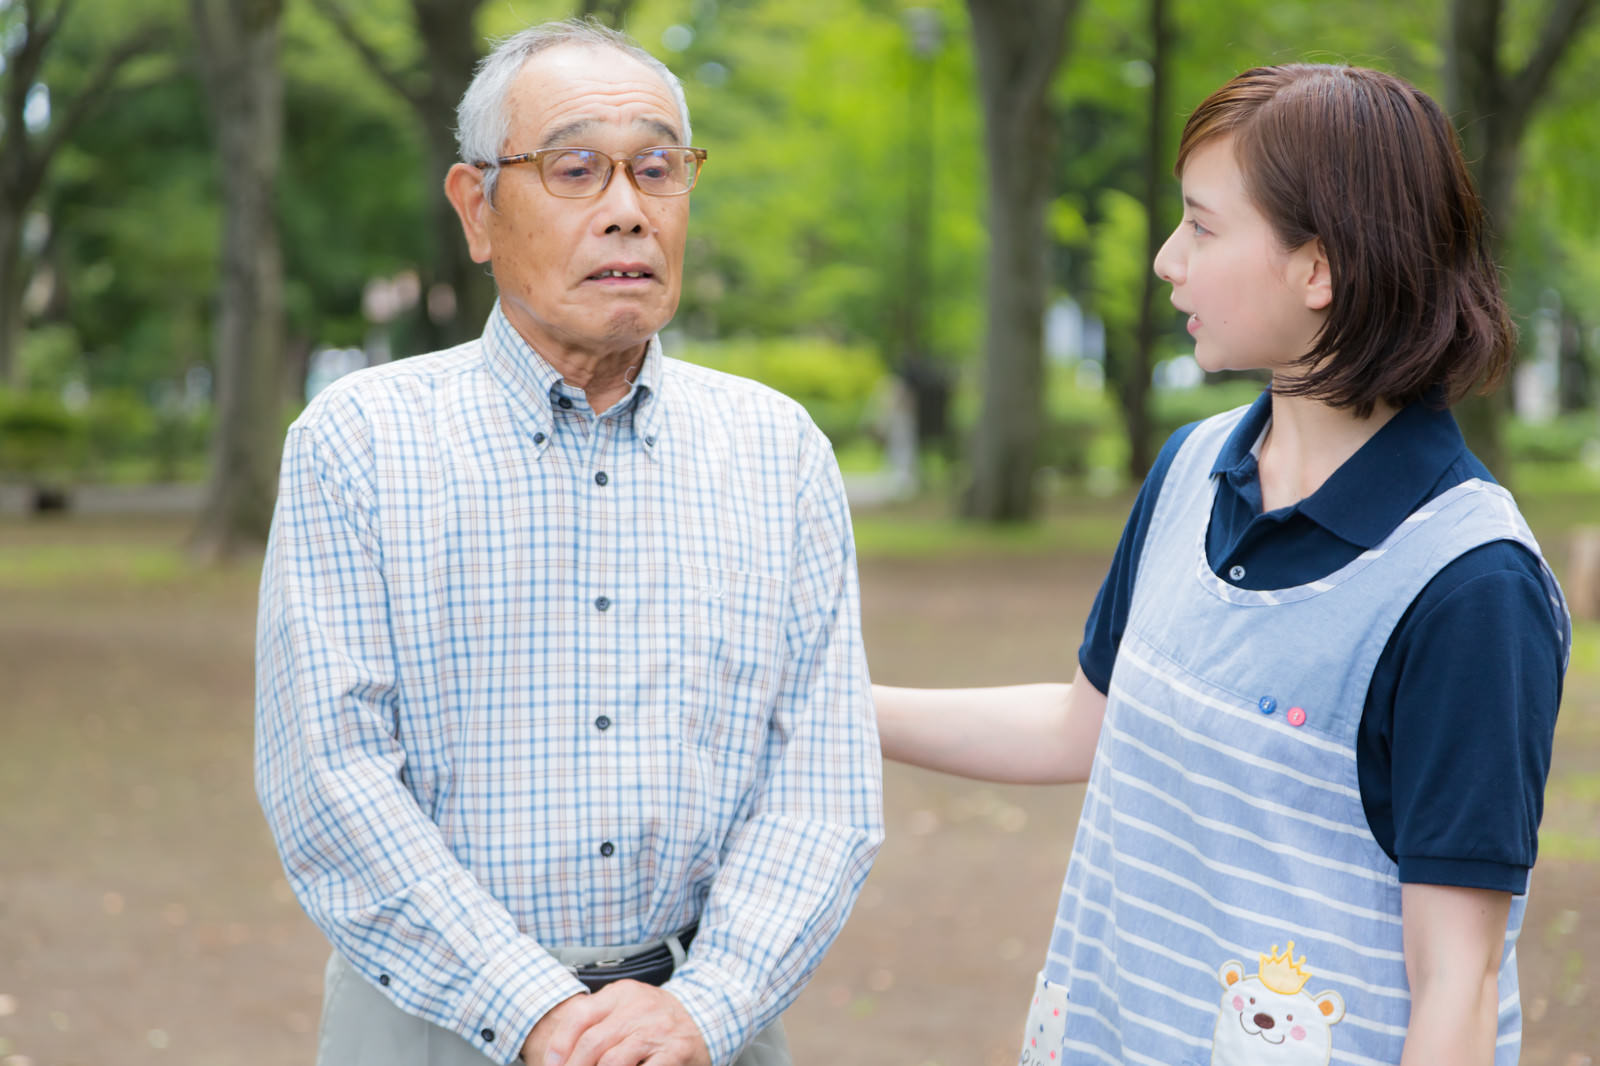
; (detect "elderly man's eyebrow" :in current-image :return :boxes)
[537,117,684,151]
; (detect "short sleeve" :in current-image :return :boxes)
[1364,541,1566,893]
[1078,423,1200,693]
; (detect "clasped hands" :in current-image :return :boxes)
[522,980,711,1066]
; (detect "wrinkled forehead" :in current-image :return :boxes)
[506,44,684,151]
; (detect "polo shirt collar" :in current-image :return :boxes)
[1211,388,1468,549]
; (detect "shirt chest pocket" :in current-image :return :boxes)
[676,566,788,761]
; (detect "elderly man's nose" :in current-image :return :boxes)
[598,170,648,234]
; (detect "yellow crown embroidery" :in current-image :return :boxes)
[1258,941,1312,996]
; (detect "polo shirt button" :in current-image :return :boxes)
[1228,564,1246,582]
[1258,696,1277,715]
[595,596,610,612]
[595,715,611,730]
[594,471,608,486]
[600,841,615,857]
[558,396,573,409]
[481,1028,495,1042]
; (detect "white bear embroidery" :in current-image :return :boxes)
[1210,942,1345,1066]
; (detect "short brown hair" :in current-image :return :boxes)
[1176,64,1513,416]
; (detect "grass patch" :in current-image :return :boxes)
[0,538,190,587]
[1539,831,1600,862]
[852,495,1131,560]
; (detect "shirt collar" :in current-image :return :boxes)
[1211,388,1469,549]
[482,302,668,459]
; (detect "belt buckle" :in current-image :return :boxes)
[580,956,628,970]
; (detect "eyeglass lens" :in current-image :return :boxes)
[541,148,700,197]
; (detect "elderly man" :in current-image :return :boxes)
[255,19,883,1066]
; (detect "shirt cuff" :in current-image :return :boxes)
[1397,855,1530,895]
[449,936,588,1065]
[665,957,759,1066]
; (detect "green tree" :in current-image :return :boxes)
[1446,0,1599,477]
[0,0,165,385]
[190,0,285,558]
[962,0,1079,521]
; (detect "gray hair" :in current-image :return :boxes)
[456,18,692,204]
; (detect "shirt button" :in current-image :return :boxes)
[594,596,610,612]
[533,432,546,445]
[481,1028,495,1042]
[595,715,611,731]
[1228,564,1246,582]
[378,973,390,986]
[599,841,615,857]
[558,396,573,409]
[644,436,656,446]
[594,471,608,486]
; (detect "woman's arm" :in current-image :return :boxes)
[1398,882,1512,1066]
[873,669,1108,784]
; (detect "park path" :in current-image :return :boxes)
[0,520,1594,1064]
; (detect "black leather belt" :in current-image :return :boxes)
[570,921,699,992]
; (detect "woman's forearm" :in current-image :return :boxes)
[873,673,1107,784]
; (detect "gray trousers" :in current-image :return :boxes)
[316,948,792,1066]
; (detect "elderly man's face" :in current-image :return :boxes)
[453,45,690,363]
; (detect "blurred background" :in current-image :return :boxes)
[1,0,1597,1063]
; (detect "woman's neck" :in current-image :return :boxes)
[1257,388,1399,512]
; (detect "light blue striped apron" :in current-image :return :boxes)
[1021,406,1569,1066]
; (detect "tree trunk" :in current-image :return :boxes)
[1,5,164,388]
[413,0,494,348]
[190,0,286,560]
[1123,0,1170,481]
[578,0,637,28]
[0,208,21,386]
[961,0,1076,522]
[1445,0,1599,480]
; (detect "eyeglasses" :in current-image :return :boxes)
[474,146,707,198]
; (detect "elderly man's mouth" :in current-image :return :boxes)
[586,267,655,283]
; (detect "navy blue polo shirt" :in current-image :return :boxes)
[1080,390,1565,894]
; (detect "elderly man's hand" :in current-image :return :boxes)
[523,981,711,1066]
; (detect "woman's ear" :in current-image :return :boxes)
[1301,237,1332,311]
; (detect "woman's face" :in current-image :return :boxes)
[1153,136,1330,379]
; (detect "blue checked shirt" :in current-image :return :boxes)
[255,306,884,1065]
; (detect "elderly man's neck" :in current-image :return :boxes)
[529,333,649,414]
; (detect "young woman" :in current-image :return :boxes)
[876,65,1570,1066]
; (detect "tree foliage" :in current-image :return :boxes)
[2,0,1596,520]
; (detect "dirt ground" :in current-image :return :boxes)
[0,515,1596,1065]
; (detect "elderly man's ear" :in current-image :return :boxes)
[445,163,495,265]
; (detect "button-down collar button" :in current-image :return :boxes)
[595,596,610,612]
[480,1028,496,1042]
[644,435,656,447]
[533,432,546,445]
[594,471,608,486]
[1228,564,1246,582]
[599,841,615,857]
[595,715,611,730]
[558,396,573,410]
[378,973,390,986]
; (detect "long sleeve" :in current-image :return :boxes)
[254,401,583,1065]
[664,419,885,1064]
